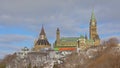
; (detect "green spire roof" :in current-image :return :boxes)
[91,10,96,20]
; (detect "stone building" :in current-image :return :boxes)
[33,26,51,51]
[54,11,100,50]
[89,11,100,46]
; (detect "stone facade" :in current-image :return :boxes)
[54,34,94,50]
[89,11,100,46]
[54,11,100,50]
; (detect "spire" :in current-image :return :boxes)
[90,10,96,26]
[91,10,96,20]
[40,25,46,35]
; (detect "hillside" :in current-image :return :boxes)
[0,53,16,68]
[54,38,120,68]
[0,38,119,68]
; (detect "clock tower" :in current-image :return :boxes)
[89,11,100,46]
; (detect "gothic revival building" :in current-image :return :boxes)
[54,11,100,50]
[33,26,51,51]
[89,11,100,46]
[54,29,94,50]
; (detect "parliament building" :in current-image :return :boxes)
[33,11,100,51]
[54,11,100,50]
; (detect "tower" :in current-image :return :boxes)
[56,28,60,46]
[33,26,51,51]
[89,11,100,46]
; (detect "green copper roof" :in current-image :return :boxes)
[91,10,96,20]
[60,37,79,42]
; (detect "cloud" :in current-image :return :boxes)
[0,0,119,27]
[0,34,34,53]
[0,0,120,58]
[98,23,120,35]
[0,0,119,41]
[0,34,35,58]
[0,34,34,43]
[0,44,21,51]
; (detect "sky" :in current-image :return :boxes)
[0,0,120,58]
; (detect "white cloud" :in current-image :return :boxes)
[0,0,119,40]
[0,34,34,43]
[0,0,120,58]
[0,34,34,58]
[98,22,120,35]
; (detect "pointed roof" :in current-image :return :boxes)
[91,10,96,20]
[40,25,46,35]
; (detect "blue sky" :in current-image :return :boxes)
[0,0,120,58]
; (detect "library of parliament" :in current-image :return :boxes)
[33,11,100,51]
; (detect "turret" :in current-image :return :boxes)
[56,28,60,45]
